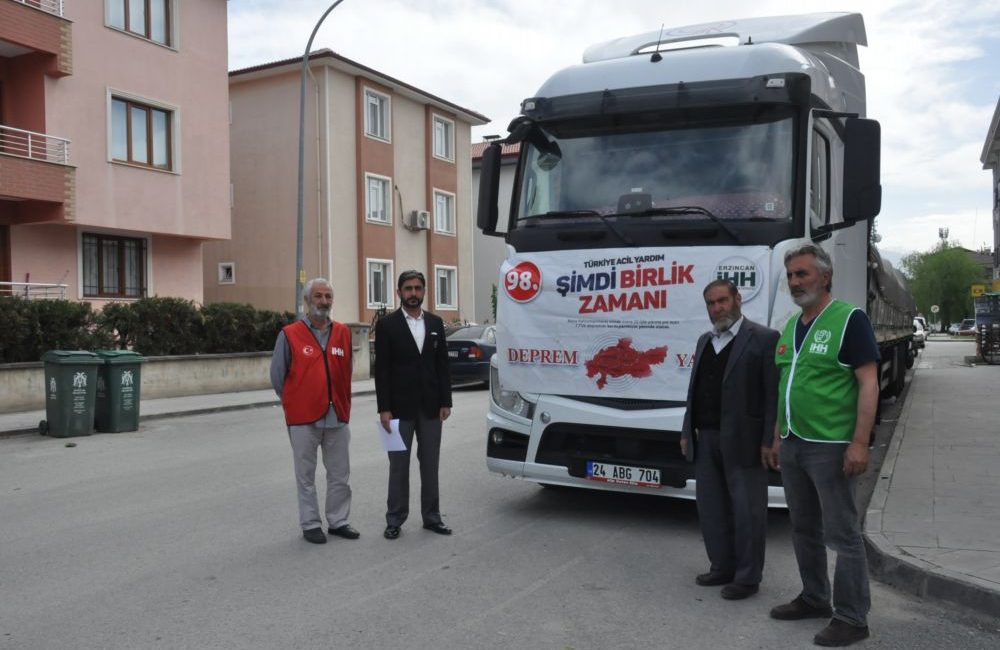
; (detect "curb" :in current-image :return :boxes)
[863,367,1000,618]
[0,389,378,438]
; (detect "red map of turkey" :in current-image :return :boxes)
[584,338,668,389]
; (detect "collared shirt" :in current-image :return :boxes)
[710,316,743,354]
[270,317,345,429]
[404,309,426,352]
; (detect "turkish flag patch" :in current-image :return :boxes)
[778,344,787,356]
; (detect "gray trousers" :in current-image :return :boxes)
[288,422,352,531]
[780,434,870,627]
[694,429,768,586]
[386,415,442,527]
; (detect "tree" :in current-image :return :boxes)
[901,242,982,327]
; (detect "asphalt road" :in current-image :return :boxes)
[1,386,998,650]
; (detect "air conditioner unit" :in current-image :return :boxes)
[406,209,430,231]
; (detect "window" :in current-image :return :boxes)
[82,233,147,298]
[107,0,172,46]
[111,97,172,170]
[366,175,391,224]
[432,115,454,161]
[364,89,390,141]
[434,190,455,234]
[218,262,235,285]
[435,266,457,310]
[809,131,830,231]
[367,259,393,309]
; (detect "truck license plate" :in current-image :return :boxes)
[586,461,660,488]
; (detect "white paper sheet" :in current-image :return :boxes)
[377,418,407,452]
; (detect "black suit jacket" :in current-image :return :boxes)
[374,309,452,420]
[680,318,780,468]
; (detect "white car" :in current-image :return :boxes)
[912,319,926,349]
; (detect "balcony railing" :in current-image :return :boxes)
[0,282,68,300]
[12,0,64,18]
[0,125,70,165]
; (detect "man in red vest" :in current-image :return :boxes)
[270,278,358,545]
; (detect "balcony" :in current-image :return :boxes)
[0,124,75,224]
[12,0,64,17]
[0,0,72,76]
[0,281,67,299]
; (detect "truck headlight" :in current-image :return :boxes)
[490,363,534,419]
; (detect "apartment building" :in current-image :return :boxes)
[203,50,488,324]
[0,0,230,303]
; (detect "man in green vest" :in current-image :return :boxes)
[765,244,880,647]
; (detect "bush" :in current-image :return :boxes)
[255,309,297,351]
[95,301,139,350]
[0,297,295,362]
[202,302,258,353]
[130,297,203,356]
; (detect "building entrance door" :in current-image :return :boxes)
[0,225,10,286]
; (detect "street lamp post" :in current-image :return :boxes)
[296,0,347,313]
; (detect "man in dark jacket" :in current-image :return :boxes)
[374,270,453,540]
[680,279,779,599]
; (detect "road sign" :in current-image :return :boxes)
[930,305,940,314]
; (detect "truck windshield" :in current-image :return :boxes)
[516,112,795,226]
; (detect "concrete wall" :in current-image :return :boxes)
[0,327,371,413]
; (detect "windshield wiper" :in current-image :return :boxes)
[525,210,636,246]
[618,206,741,243]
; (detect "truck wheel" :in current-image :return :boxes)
[905,344,915,369]
[39,419,48,435]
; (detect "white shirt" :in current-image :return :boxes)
[404,309,425,351]
[711,316,744,354]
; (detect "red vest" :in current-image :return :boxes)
[280,320,352,426]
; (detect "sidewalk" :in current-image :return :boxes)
[0,378,376,436]
[865,341,1000,617]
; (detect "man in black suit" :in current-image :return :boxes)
[680,279,779,600]
[375,270,453,540]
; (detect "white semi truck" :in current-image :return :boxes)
[476,13,915,506]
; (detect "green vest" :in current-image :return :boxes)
[775,300,859,442]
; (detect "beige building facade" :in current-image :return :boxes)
[204,50,488,325]
[0,0,230,304]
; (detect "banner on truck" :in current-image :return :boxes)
[497,246,771,401]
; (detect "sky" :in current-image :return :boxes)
[228,1,1000,266]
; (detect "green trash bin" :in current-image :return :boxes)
[95,350,144,433]
[40,350,102,438]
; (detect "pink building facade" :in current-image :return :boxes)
[203,51,488,324]
[0,0,230,305]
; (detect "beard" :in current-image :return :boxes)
[403,296,423,309]
[309,304,331,320]
[711,312,739,333]
[791,286,822,307]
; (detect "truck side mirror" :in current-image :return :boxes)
[477,142,502,235]
[843,118,881,223]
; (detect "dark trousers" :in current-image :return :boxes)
[386,414,442,527]
[695,429,768,586]
[779,434,870,627]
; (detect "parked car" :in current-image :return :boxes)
[957,318,977,336]
[948,322,962,335]
[446,325,496,387]
[912,319,926,349]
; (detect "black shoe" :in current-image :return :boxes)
[422,522,452,535]
[695,571,734,586]
[770,596,833,620]
[383,525,401,540]
[328,524,360,540]
[302,528,327,544]
[721,583,759,600]
[813,619,870,647]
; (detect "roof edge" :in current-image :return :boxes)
[229,49,489,126]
